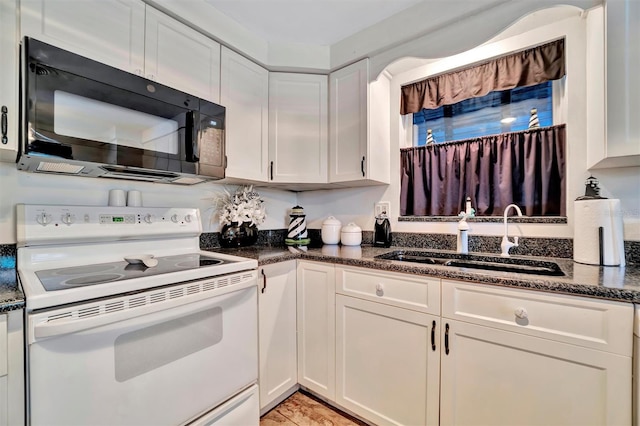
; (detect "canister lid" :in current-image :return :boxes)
[322,216,341,226]
[341,222,361,233]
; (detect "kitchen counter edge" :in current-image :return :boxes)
[206,245,640,304]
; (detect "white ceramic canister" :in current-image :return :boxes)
[340,222,362,246]
[321,216,342,245]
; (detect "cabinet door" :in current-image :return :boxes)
[21,0,145,74]
[440,319,631,426]
[258,261,297,410]
[329,59,368,183]
[296,261,335,400]
[220,47,269,181]
[0,311,23,426]
[605,0,640,161]
[0,0,18,162]
[269,73,328,183]
[336,295,440,426]
[145,7,220,102]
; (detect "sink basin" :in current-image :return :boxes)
[374,250,565,276]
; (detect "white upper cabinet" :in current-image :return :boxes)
[21,0,146,74]
[587,0,640,168]
[329,59,390,185]
[220,47,269,182]
[0,0,19,162]
[604,0,639,166]
[268,73,328,183]
[21,0,221,102]
[144,7,220,102]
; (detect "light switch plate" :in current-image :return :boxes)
[375,202,390,217]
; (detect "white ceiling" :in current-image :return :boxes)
[203,0,424,46]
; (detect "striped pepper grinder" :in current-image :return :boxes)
[285,205,311,246]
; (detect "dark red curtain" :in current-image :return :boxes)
[400,125,566,216]
[400,39,565,115]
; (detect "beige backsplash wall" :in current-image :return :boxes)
[298,10,640,242]
[0,162,297,244]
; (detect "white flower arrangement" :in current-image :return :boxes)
[215,185,266,227]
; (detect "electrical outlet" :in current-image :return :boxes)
[375,202,391,217]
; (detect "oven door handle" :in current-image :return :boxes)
[30,284,254,343]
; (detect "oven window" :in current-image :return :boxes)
[114,306,223,382]
[54,90,180,154]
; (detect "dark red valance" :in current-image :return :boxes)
[400,39,565,115]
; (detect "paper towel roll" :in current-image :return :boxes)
[573,199,625,266]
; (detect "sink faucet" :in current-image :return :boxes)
[501,204,523,257]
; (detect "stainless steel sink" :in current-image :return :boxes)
[374,250,565,276]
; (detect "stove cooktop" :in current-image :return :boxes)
[35,253,235,291]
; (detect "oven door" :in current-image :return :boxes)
[26,274,258,426]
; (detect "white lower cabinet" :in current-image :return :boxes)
[258,261,297,411]
[335,266,441,425]
[290,263,634,426]
[296,261,335,400]
[0,310,24,426]
[440,279,633,426]
[336,295,440,426]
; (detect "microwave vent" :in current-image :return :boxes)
[172,176,206,185]
[36,162,84,174]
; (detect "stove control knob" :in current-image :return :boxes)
[143,214,155,224]
[61,213,75,225]
[184,214,193,223]
[36,212,52,226]
[171,214,179,223]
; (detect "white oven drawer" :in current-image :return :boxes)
[442,279,633,356]
[336,265,440,315]
[28,275,258,426]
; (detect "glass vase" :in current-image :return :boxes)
[219,222,259,248]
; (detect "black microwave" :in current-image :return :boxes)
[18,37,225,184]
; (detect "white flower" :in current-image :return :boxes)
[214,185,266,227]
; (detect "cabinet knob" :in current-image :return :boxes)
[375,283,384,296]
[514,307,528,320]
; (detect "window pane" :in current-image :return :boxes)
[413,81,555,146]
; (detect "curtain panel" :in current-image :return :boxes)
[400,39,565,115]
[400,125,566,217]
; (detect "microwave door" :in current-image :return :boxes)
[26,63,191,170]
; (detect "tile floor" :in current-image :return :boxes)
[260,391,367,426]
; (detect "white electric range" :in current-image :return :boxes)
[17,204,260,426]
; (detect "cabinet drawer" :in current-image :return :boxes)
[336,266,440,315]
[442,280,633,356]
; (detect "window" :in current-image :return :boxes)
[399,39,567,217]
[413,81,554,146]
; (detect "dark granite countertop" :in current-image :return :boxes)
[0,269,25,312]
[206,245,640,304]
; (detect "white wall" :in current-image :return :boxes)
[300,6,640,242]
[0,163,297,244]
